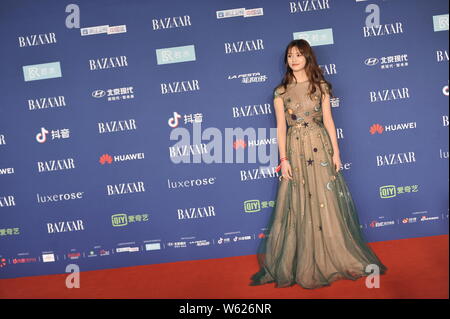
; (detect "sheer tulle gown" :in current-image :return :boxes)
[250,81,388,289]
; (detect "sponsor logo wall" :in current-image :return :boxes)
[0,0,448,278]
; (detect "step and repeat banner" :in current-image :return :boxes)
[0,0,448,279]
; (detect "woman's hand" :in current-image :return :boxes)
[281,160,293,180]
[332,153,342,173]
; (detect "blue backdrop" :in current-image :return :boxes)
[0,0,448,279]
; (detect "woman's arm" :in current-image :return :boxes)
[274,94,287,159]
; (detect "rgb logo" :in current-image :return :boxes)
[112,213,128,227]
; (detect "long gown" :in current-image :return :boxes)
[250,80,388,289]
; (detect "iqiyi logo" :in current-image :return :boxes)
[380,184,419,198]
[244,199,275,213]
[379,185,396,198]
[112,213,128,227]
[244,200,260,213]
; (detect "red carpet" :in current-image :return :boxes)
[1,234,447,299]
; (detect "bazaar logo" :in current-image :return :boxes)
[28,96,67,111]
[289,1,330,13]
[152,15,192,30]
[224,39,264,54]
[363,22,404,38]
[88,56,128,71]
[18,32,57,47]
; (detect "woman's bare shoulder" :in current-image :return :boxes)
[274,85,287,96]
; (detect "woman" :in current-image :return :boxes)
[250,39,388,289]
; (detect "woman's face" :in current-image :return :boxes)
[287,46,306,71]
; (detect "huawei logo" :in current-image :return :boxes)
[99,154,113,165]
[369,123,384,135]
[233,139,247,149]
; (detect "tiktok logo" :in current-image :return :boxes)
[168,111,182,128]
[36,127,49,143]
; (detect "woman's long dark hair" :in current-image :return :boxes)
[275,39,334,100]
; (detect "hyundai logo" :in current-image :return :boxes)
[92,90,106,98]
[364,57,379,66]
